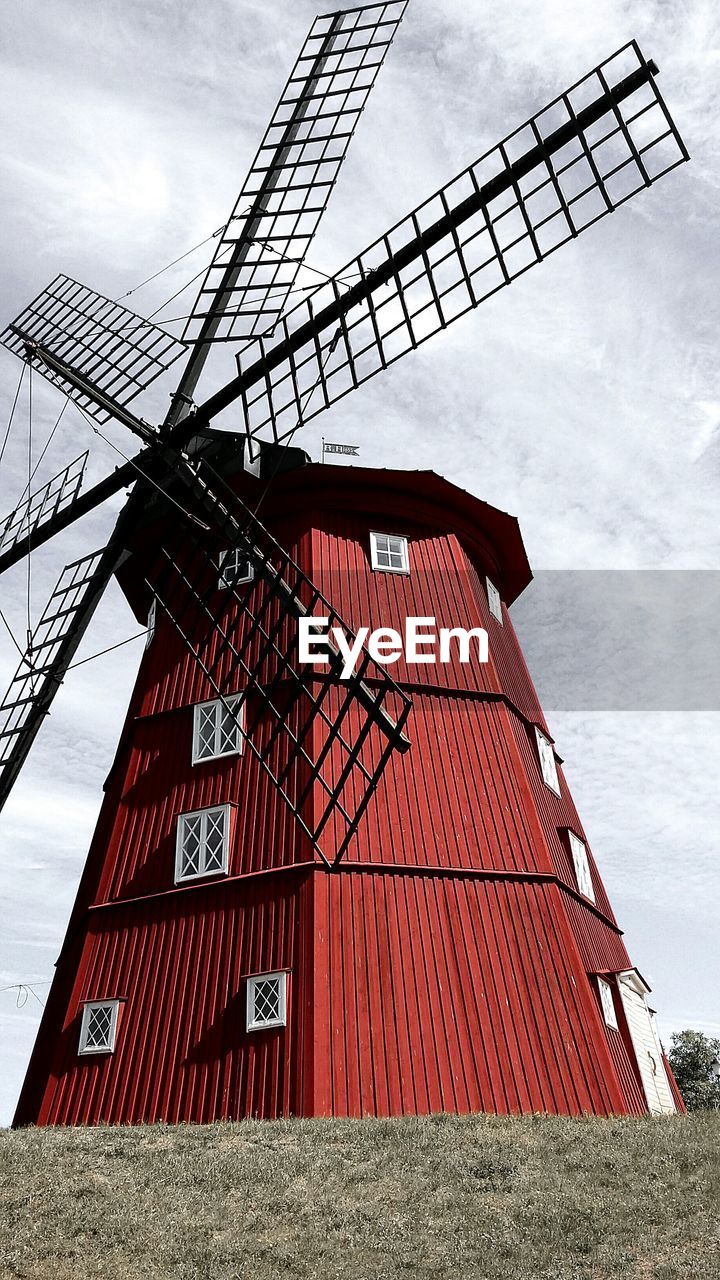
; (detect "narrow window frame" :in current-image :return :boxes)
[78,999,120,1056]
[486,576,503,624]
[175,802,232,885]
[246,971,287,1032]
[568,830,595,902]
[369,530,410,575]
[535,726,561,796]
[597,976,619,1030]
[192,695,245,765]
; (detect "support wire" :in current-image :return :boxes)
[0,364,26,470]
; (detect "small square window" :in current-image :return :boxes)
[597,977,619,1030]
[175,804,231,883]
[78,999,120,1055]
[145,597,157,649]
[192,696,245,764]
[535,727,561,796]
[568,831,595,901]
[246,972,287,1031]
[486,577,503,624]
[369,531,409,574]
[218,547,255,589]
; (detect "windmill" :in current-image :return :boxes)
[1,3,689,1124]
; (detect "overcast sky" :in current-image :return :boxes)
[0,0,718,1127]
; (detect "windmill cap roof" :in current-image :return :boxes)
[262,462,532,606]
[117,453,532,617]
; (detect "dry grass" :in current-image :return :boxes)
[0,1113,718,1279]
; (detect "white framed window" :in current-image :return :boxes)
[218,547,254,589]
[535,727,561,796]
[246,971,287,1031]
[78,999,120,1055]
[486,577,503,623]
[597,977,619,1029]
[192,696,245,764]
[369,531,409,574]
[568,831,595,902]
[175,803,231,883]
[145,596,157,649]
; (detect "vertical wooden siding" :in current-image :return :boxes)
[313,871,628,1117]
[14,465,670,1125]
[36,876,313,1126]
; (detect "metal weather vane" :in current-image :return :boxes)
[0,1,688,863]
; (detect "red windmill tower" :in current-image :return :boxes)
[0,3,689,1123]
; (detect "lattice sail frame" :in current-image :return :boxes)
[228,41,688,443]
[0,452,88,557]
[0,549,109,809]
[1,276,187,426]
[143,462,411,866]
[183,1,408,344]
[0,30,690,830]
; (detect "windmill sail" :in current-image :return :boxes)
[0,545,122,813]
[143,461,411,865]
[0,452,88,557]
[0,47,688,582]
[182,1,408,346]
[201,41,687,443]
[0,35,688,828]
[1,276,187,426]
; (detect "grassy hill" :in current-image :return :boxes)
[1,1113,718,1279]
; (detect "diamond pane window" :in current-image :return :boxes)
[192,696,245,764]
[535,727,561,796]
[78,999,119,1055]
[486,577,503,624]
[370,531,409,574]
[569,830,595,901]
[598,976,619,1030]
[218,548,255,589]
[175,804,231,882]
[246,972,287,1031]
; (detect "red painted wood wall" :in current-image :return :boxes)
[14,462,678,1125]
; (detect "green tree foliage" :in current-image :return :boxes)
[669,1030,720,1111]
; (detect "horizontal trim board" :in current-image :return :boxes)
[83,858,622,936]
[129,685,559,751]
